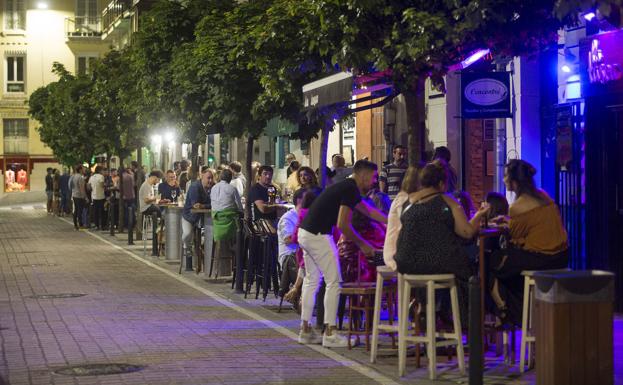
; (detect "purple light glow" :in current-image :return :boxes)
[461,49,491,69]
[562,64,572,73]
[584,12,596,21]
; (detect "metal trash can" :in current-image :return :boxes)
[533,270,615,385]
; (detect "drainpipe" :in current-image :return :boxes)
[495,61,509,193]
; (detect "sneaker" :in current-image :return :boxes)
[322,332,350,348]
[298,328,322,344]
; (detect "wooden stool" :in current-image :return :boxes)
[342,282,376,350]
[398,274,465,380]
[370,266,399,363]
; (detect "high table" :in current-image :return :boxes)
[190,208,213,275]
[158,203,183,262]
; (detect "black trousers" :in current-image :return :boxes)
[72,198,86,228]
[92,199,105,229]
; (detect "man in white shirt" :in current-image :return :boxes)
[88,166,106,230]
[229,161,246,198]
[139,170,163,217]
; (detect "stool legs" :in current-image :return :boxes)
[520,276,532,373]
[370,270,384,363]
[449,283,465,375]
[398,277,409,377]
[425,281,436,380]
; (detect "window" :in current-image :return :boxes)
[3,119,29,154]
[77,55,98,76]
[4,0,26,30]
[5,56,25,93]
[76,0,98,27]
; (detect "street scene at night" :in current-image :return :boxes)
[1,1,623,384]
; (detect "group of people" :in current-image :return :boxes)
[273,146,568,349]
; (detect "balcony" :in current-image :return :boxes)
[102,0,131,32]
[3,137,28,154]
[65,17,103,41]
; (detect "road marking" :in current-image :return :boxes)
[58,217,401,385]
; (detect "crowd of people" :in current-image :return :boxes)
[50,146,568,349]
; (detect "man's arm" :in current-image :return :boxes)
[379,168,388,193]
[233,188,243,212]
[254,200,275,214]
[337,205,374,257]
[354,200,388,224]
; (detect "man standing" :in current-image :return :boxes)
[297,160,387,347]
[379,145,407,200]
[210,168,243,277]
[433,146,458,193]
[69,165,87,230]
[229,161,246,198]
[59,168,71,216]
[45,168,53,213]
[88,166,106,230]
[121,165,135,237]
[182,167,214,268]
[331,154,352,184]
[248,165,279,225]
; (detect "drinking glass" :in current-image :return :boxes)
[171,190,177,202]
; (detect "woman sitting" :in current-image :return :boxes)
[296,166,319,191]
[489,159,568,326]
[383,165,421,270]
[394,160,489,323]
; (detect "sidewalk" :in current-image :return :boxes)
[0,209,619,384]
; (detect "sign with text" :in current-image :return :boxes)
[461,72,511,119]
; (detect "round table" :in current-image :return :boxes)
[159,204,183,261]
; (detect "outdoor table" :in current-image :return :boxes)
[190,208,213,275]
[158,203,183,262]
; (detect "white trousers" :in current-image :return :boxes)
[298,228,342,326]
[182,217,195,254]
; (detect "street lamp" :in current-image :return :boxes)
[36,2,48,9]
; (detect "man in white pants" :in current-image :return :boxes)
[297,160,387,347]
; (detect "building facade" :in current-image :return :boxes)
[0,0,107,203]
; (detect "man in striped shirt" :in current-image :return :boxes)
[379,145,407,200]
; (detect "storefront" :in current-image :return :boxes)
[579,28,623,311]
[1,156,30,192]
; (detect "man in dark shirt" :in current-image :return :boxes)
[433,146,458,193]
[297,160,387,347]
[59,168,71,216]
[182,166,214,261]
[379,145,407,200]
[45,168,54,213]
[248,165,279,224]
[158,170,181,203]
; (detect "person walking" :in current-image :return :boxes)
[297,160,387,347]
[121,165,136,236]
[59,168,71,216]
[69,165,87,230]
[379,145,408,200]
[89,166,106,230]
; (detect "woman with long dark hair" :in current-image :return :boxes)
[489,159,568,326]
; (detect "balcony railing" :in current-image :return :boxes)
[3,137,28,154]
[102,0,132,32]
[65,17,102,39]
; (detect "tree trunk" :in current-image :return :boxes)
[244,136,254,220]
[189,142,199,180]
[136,146,143,168]
[319,123,330,188]
[404,86,426,166]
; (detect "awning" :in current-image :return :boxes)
[302,72,353,110]
[302,70,397,114]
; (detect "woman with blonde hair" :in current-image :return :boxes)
[383,165,421,270]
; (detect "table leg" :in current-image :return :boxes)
[203,213,214,277]
[479,238,486,356]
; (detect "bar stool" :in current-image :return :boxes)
[341,282,377,350]
[370,266,400,363]
[142,213,153,256]
[398,274,465,380]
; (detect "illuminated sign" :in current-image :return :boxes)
[461,72,512,118]
[588,38,623,84]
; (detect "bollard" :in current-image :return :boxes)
[234,220,245,293]
[127,205,134,245]
[468,275,483,385]
[109,196,115,236]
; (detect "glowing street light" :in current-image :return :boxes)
[561,64,572,73]
[583,12,596,21]
[36,2,48,9]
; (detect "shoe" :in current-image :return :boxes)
[322,332,350,348]
[298,328,322,344]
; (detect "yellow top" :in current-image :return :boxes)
[509,198,568,255]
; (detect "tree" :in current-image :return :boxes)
[29,63,103,167]
[303,0,616,165]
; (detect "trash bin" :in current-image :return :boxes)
[533,270,615,385]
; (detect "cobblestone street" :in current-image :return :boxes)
[0,207,620,385]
